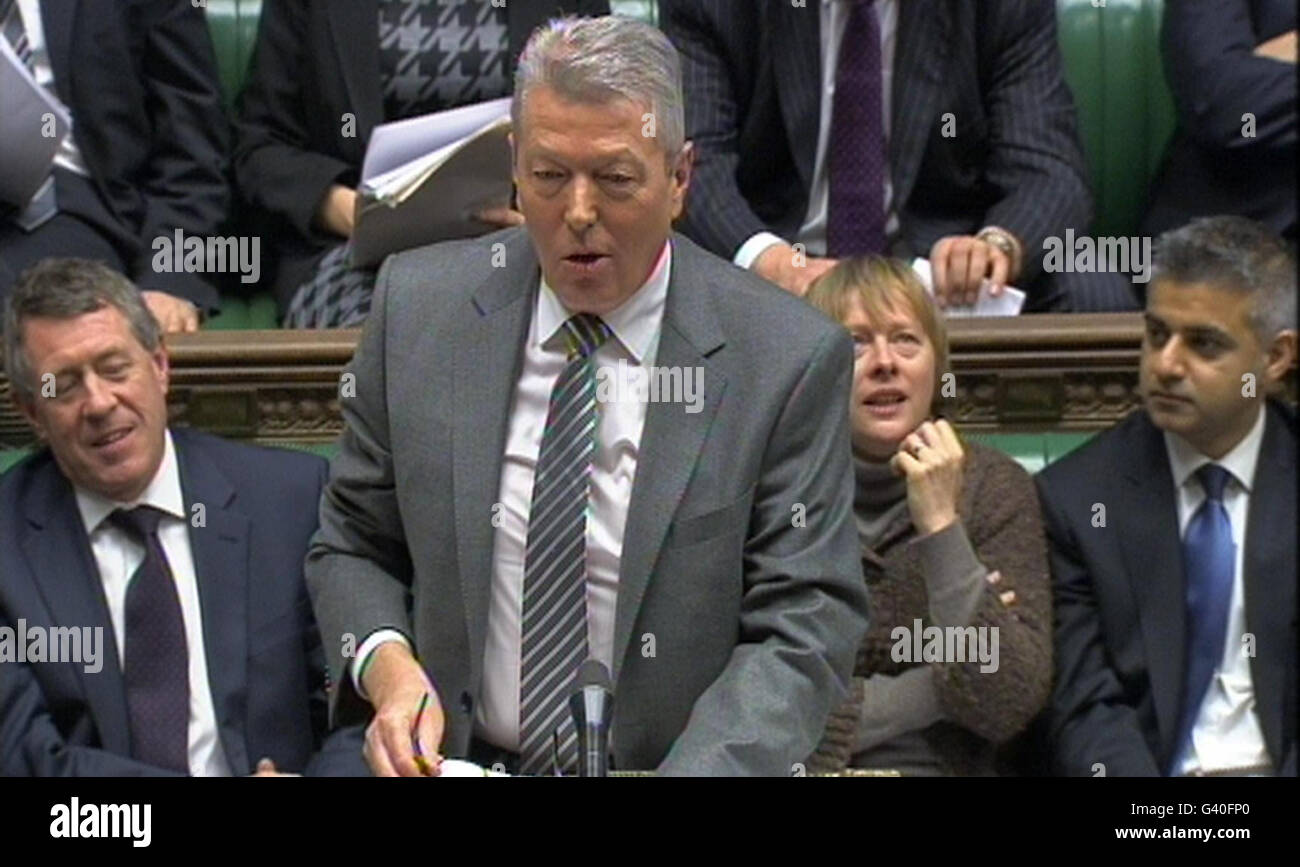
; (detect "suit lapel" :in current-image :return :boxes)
[1116,412,1186,761]
[453,229,535,691]
[890,0,952,212]
[21,454,130,754]
[1243,404,1297,767]
[38,0,77,107]
[769,2,822,193]
[610,237,727,684]
[327,0,383,144]
[174,431,252,776]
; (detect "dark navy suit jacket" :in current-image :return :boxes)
[1037,403,1296,776]
[0,428,367,776]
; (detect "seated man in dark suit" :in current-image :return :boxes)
[0,0,230,333]
[660,0,1138,312]
[307,15,869,777]
[1038,216,1296,776]
[0,259,367,776]
[1143,0,1296,242]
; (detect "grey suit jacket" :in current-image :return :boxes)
[306,227,869,775]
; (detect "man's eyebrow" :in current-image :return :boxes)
[526,146,642,165]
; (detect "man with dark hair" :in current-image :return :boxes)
[0,0,230,333]
[1040,216,1297,776]
[0,259,366,776]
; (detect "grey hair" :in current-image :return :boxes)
[1151,216,1297,342]
[512,15,685,160]
[3,258,161,402]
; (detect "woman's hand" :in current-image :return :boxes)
[890,419,965,536]
[316,184,359,238]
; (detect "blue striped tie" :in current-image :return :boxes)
[518,313,612,775]
[1169,464,1236,775]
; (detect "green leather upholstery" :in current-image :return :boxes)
[1057,0,1177,238]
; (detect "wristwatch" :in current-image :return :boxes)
[975,226,1023,283]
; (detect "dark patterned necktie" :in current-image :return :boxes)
[518,314,612,776]
[109,506,191,774]
[1169,464,1236,775]
[827,0,886,257]
[1,0,58,231]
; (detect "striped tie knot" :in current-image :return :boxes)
[560,314,612,361]
[1196,464,1231,502]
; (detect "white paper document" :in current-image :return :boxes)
[352,98,514,268]
[910,257,1026,317]
[0,36,70,208]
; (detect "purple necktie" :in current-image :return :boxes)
[110,506,191,774]
[827,0,886,257]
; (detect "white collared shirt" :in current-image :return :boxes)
[1164,407,1271,775]
[12,0,92,177]
[75,430,231,776]
[735,0,899,268]
[354,241,673,752]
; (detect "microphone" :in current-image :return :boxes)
[568,659,613,777]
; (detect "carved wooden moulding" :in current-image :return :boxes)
[9,313,1289,448]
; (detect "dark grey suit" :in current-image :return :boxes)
[662,0,1138,312]
[306,226,870,775]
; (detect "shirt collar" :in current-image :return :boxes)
[1164,406,1266,494]
[76,429,186,534]
[535,240,672,364]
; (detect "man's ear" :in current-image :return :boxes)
[152,337,171,396]
[15,393,45,442]
[670,141,695,221]
[1263,329,1298,393]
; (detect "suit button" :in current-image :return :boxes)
[460,691,473,714]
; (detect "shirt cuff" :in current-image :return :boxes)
[733,232,789,271]
[910,520,988,627]
[352,629,412,700]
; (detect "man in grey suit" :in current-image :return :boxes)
[306,16,869,776]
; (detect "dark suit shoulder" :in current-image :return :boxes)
[170,428,327,494]
[1037,409,1156,491]
[0,448,59,508]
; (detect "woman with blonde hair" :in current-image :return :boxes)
[803,257,1052,775]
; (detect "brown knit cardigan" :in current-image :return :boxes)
[807,441,1053,775]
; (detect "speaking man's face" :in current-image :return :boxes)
[514,84,691,314]
[18,306,170,502]
[1140,278,1293,458]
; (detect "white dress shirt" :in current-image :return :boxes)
[75,430,231,776]
[1164,407,1272,775]
[734,0,899,268]
[355,242,673,752]
[13,0,91,178]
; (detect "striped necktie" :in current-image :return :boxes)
[518,313,612,776]
[0,0,33,71]
[1,0,58,231]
